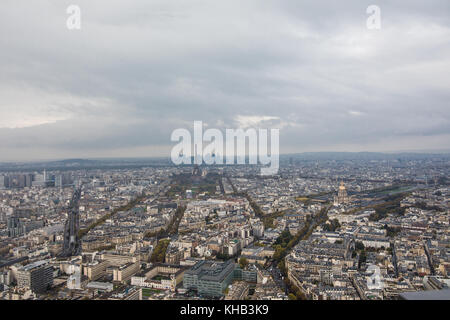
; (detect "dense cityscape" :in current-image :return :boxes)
[0,154,448,300]
[1,0,449,313]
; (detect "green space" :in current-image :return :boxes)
[142,288,163,296]
[94,244,116,251]
[285,278,307,300]
[150,239,171,263]
[79,194,146,238]
[322,218,341,232]
[0,246,10,256]
[383,225,401,238]
[368,192,409,221]
[262,211,285,229]
[165,172,220,198]
[167,206,187,235]
[340,191,411,219]
[152,274,171,281]
[226,177,266,221]
[276,206,330,273]
[145,205,186,238]
[295,191,333,205]
[253,241,265,247]
[354,241,366,269]
[273,222,310,264]
[239,257,249,269]
[363,184,413,196]
[414,201,445,212]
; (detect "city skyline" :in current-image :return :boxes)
[1,150,450,166]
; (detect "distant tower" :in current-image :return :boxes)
[192,164,201,176]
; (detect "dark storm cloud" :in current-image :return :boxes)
[0,0,449,160]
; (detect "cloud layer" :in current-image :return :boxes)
[1,0,449,160]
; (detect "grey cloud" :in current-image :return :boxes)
[0,0,449,160]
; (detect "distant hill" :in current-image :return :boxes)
[280,152,450,161]
[1,152,449,172]
[0,157,170,172]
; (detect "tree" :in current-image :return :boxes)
[216,252,230,260]
[150,239,170,263]
[355,241,365,251]
[239,257,249,269]
[358,251,367,269]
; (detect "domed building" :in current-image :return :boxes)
[333,182,349,205]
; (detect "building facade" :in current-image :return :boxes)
[17,261,53,293]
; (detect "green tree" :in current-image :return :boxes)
[355,241,365,251]
[239,257,249,269]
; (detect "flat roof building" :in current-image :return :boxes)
[399,289,450,300]
[16,260,53,294]
[183,260,236,298]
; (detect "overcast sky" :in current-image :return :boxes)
[0,0,449,161]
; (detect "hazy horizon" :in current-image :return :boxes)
[2,150,450,164]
